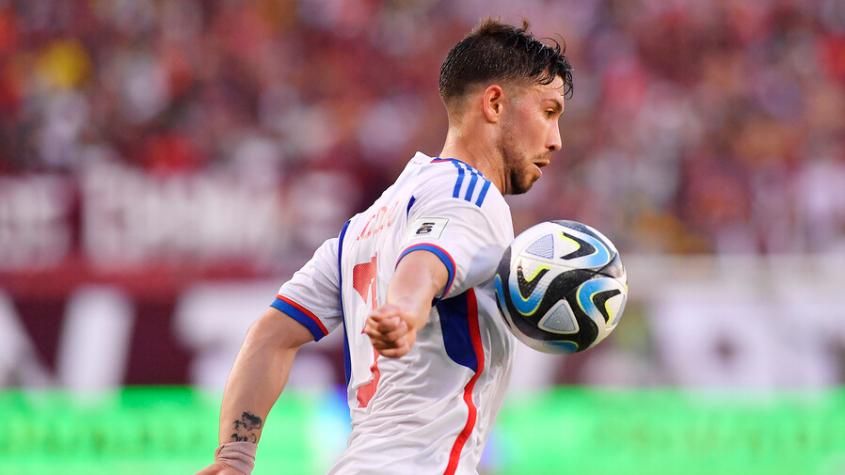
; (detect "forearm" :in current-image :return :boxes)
[387,251,448,330]
[217,311,306,445]
[365,251,448,357]
[218,341,294,444]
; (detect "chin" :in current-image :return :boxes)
[506,168,539,195]
[510,181,533,195]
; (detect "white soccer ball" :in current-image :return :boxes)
[494,220,628,354]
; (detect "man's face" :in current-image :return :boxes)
[498,76,565,195]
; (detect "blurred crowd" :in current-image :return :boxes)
[1,0,844,255]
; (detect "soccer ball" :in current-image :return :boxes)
[494,220,628,354]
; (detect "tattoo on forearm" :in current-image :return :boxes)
[230,411,263,443]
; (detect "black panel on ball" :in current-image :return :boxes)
[505,268,600,351]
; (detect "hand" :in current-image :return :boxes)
[364,304,417,358]
[196,462,245,475]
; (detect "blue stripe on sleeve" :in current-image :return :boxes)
[271,298,327,341]
[451,161,465,198]
[464,169,479,202]
[475,180,491,207]
[431,157,490,208]
[397,243,456,298]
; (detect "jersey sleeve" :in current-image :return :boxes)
[396,166,513,300]
[272,237,343,341]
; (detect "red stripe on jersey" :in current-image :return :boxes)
[275,294,329,336]
[444,289,484,475]
[356,348,381,408]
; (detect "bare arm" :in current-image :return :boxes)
[197,307,313,474]
[364,250,449,358]
[218,306,312,443]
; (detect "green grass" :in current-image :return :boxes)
[0,387,843,475]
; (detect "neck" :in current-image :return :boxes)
[440,127,507,194]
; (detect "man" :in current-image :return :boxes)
[198,18,572,475]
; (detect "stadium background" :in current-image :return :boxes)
[1,0,844,473]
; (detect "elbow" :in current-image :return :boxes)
[243,308,312,355]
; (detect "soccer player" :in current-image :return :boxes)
[198,18,572,475]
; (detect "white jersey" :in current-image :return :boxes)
[273,152,516,474]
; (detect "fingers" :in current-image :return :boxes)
[364,306,406,336]
[370,313,405,333]
[365,318,407,342]
[368,303,401,320]
[371,333,414,358]
[364,315,406,346]
[377,344,413,358]
[364,308,416,358]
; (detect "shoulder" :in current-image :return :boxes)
[416,158,505,212]
[407,158,511,242]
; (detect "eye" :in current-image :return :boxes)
[546,110,556,118]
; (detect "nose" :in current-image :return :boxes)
[547,123,562,152]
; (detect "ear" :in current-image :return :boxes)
[481,85,505,123]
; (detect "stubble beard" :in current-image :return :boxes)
[499,128,532,196]
[504,149,546,196]
[508,167,532,195]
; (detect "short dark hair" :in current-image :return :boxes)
[438,19,574,104]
